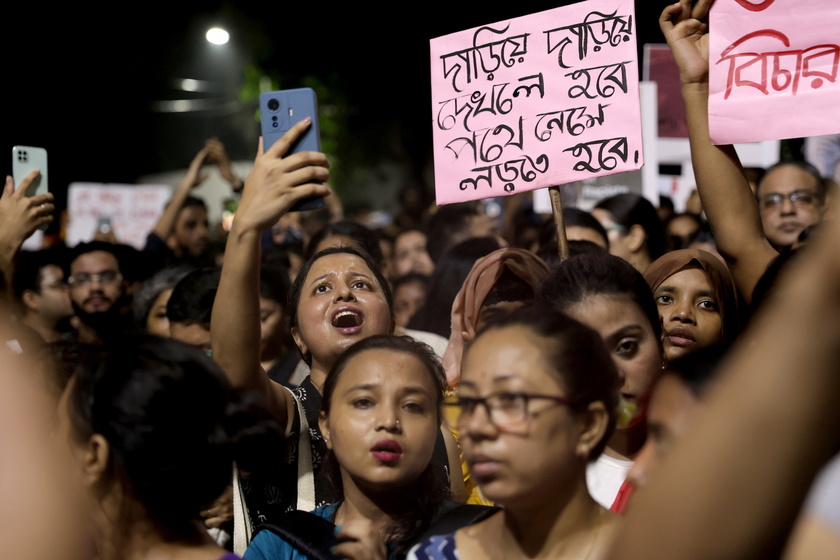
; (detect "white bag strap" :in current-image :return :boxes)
[232,387,315,556]
[232,462,251,557]
[295,388,316,511]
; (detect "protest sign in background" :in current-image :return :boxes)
[67,183,171,249]
[709,0,840,145]
[430,0,643,205]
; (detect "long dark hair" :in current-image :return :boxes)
[407,237,501,338]
[536,252,662,341]
[321,334,450,552]
[595,193,666,261]
[66,335,284,537]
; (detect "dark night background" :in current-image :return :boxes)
[3,1,665,215]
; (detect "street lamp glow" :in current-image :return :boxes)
[181,79,201,92]
[206,27,229,45]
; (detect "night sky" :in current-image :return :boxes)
[3,1,665,212]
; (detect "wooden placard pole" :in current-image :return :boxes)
[548,185,569,262]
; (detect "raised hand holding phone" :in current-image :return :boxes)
[0,173,54,293]
[234,118,331,236]
[212,116,331,424]
[0,172,54,244]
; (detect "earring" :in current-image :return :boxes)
[576,443,590,459]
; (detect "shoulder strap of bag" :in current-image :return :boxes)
[232,462,252,556]
[295,387,316,511]
[253,510,339,560]
[234,387,315,555]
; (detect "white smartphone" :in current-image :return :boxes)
[12,146,48,197]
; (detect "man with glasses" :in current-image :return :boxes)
[64,241,133,345]
[755,161,826,250]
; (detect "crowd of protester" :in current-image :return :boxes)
[2,1,840,559]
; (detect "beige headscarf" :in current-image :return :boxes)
[442,248,549,386]
[643,249,742,345]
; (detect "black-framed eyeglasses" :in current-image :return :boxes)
[67,271,123,287]
[441,391,577,429]
[758,190,819,210]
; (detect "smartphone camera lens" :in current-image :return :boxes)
[267,98,280,111]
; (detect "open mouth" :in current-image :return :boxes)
[332,309,363,329]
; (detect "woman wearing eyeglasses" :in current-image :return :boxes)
[410,308,622,560]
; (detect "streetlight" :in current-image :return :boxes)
[205,27,229,45]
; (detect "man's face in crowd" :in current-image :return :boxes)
[68,251,124,316]
[757,164,824,248]
[31,264,73,323]
[174,205,210,257]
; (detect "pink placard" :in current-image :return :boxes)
[709,0,840,145]
[429,0,643,205]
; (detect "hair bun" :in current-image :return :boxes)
[217,387,287,474]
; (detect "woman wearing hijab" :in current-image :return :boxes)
[439,248,549,506]
[644,249,742,363]
[441,248,550,387]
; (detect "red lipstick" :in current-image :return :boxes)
[371,439,403,463]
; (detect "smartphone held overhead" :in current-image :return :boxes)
[259,88,325,212]
[11,146,50,233]
[11,146,48,197]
